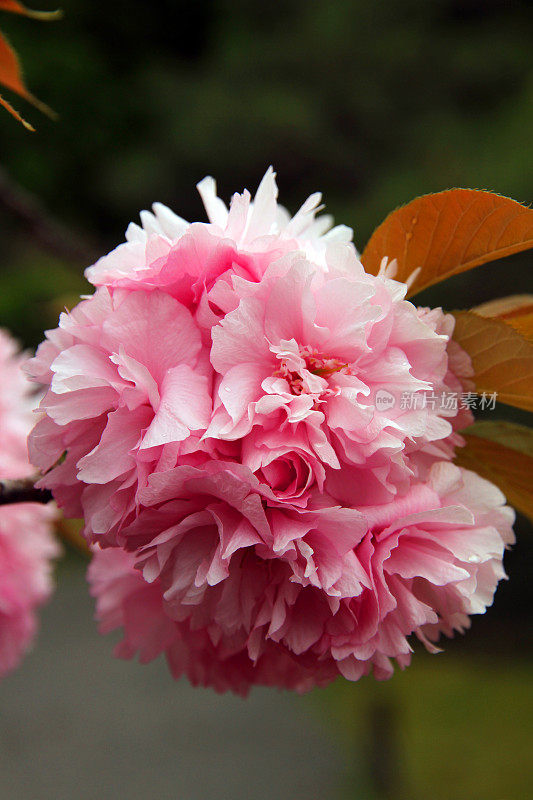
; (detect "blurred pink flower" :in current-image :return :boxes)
[27,172,513,692]
[0,331,36,479]
[0,330,58,678]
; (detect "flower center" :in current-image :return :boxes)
[271,341,350,397]
[303,347,350,378]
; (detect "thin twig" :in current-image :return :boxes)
[0,478,52,506]
[0,165,98,266]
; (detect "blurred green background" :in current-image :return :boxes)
[0,1,531,798]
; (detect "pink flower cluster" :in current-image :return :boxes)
[28,170,514,693]
[0,331,58,679]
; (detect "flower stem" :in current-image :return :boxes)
[0,478,52,506]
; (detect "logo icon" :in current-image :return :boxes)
[375,389,396,411]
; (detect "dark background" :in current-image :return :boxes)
[0,2,531,798]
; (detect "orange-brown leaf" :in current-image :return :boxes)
[452,310,533,412]
[0,3,60,127]
[461,420,533,456]
[0,88,33,128]
[0,1,61,20]
[474,295,533,342]
[0,31,30,96]
[456,422,533,522]
[0,28,54,127]
[361,189,533,297]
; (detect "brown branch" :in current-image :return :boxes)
[0,478,52,506]
[0,165,99,266]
